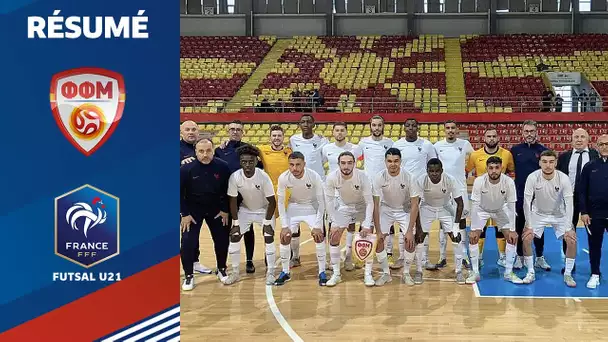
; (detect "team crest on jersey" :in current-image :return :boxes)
[255,185,261,190]
[458,147,463,152]
[306,183,312,189]
[354,185,360,190]
[418,147,422,152]
[383,145,388,150]
[442,188,447,193]
[555,186,560,192]
[400,184,406,189]
[501,190,506,194]
[313,143,318,148]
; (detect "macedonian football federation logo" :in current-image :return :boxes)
[50,68,126,156]
[55,184,120,268]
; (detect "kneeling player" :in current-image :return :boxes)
[226,145,278,285]
[325,151,374,287]
[372,148,420,286]
[414,158,466,284]
[468,156,519,284]
[523,150,577,287]
[276,152,327,286]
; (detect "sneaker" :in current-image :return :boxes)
[402,273,415,285]
[462,258,471,270]
[193,262,213,274]
[504,272,524,284]
[375,273,393,286]
[514,256,523,269]
[326,274,342,287]
[217,268,229,284]
[456,272,466,285]
[414,271,424,285]
[465,272,480,284]
[265,272,277,285]
[522,273,535,284]
[224,272,241,285]
[496,255,506,268]
[344,259,355,271]
[390,258,404,270]
[561,264,577,275]
[436,259,447,269]
[535,256,551,271]
[364,273,375,287]
[318,272,328,286]
[564,274,577,288]
[182,275,195,291]
[274,272,291,286]
[290,257,301,269]
[587,274,600,289]
[246,261,256,274]
[425,261,438,271]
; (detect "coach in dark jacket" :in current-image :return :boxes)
[557,128,599,273]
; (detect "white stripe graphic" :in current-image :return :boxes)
[124,317,180,342]
[146,326,181,342]
[101,307,180,342]
[167,336,180,342]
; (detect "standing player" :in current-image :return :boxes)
[467,156,520,284]
[225,145,278,285]
[275,152,327,286]
[434,120,474,269]
[466,127,514,268]
[522,150,577,287]
[324,152,374,287]
[413,158,466,284]
[359,115,399,267]
[393,118,438,270]
[372,148,419,286]
[322,122,363,173]
[290,114,329,181]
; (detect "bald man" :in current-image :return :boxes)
[557,128,600,273]
[181,120,199,165]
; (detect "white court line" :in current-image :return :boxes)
[573,297,582,302]
[472,283,481,297]
[475,293,608,300]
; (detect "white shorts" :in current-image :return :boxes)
[238,210,276,234]
[419,204,455,234]
[332,205,366,229]
[453,182,470,218]
[471,207,512,232]
[528,212,572,239]
[379,207,411,235]
[285,214,318,233]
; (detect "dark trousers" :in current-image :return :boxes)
[516,202,545,257]
[588,218,608,275]
[181,213,229,276]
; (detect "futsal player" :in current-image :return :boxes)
[225,145,278,286]
[372,148,420,286]
[359,115,400,268]
[394,118,438,271]
[324,151,374,287]
[522,150,577,287]
[322,122,363,173]
[413,158,465,284]
[468,156,520,284]
[466,127,514,268]
[434,120,474,269]
[275,152,327,286]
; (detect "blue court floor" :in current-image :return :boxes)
[473,226,608,299]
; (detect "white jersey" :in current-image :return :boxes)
[290,133,329,180]
[277,168,325,229]
[322,142,363,174]
[434,138,474,185]
[373,168,420,212]
[471,173,517,212]
[524,170,573,217]
[359,136,394,180]
[228,168,275,214]
[393,137,437,179]
[414,173,461,208]
[325,168,374,227]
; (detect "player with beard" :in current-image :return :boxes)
[322,122,363,173]
[324,152,374,287]
[359,115,401,268]
[466,127,514,269]
[393,118,438,271]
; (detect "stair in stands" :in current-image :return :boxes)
[444,38,467,113]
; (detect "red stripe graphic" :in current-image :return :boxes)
[0,256,180,341]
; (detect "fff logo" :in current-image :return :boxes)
[55,184,120,268]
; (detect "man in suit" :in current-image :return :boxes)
[557,128,599,273]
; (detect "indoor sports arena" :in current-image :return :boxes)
[179,3,608,340]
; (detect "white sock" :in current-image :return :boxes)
[404,249,415,275]
[453,242,463,273]
[345,231,354,260]
[398,231,405,259]
[423,234,430,264]
[565,257,575,276]
[291,236,300,259]
[469,243,479,274]
[280,244,290,273]
[364,258,373,275]
[330,245,341,276]
[524,255,535,275]
[265,243,276,274]
[415,243,425,273]
[439,228,447,261]
[505,242,517,274]
[459,229,468,262]
[386,233,394,255]
[229,241,241,272]
[315,242,326,274]
[377,249,390,274]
